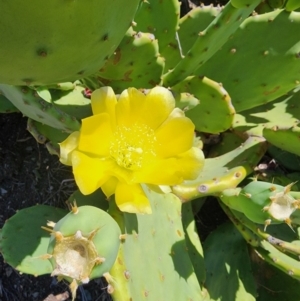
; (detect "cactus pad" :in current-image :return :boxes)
[203,222,256,301]
[109,187,208,301]
[0,84,80,131]
[195,9,300,112]
[0,0,140,85]
[171,76,235,133]
[0,205,67,276]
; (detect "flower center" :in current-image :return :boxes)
[110,123,156,170]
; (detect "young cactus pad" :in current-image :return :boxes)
[45,205,121,299]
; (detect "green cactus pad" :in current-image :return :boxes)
[162,0,261,87]
[96,28,164,92]
[110,187,208,301]
[164,4,224,70]
[171,76,235,133]
[203,222,256,301]
[232,86,300,137]
[47,205,121,283]
[0,93,19,113]
[133,0,180,70]
[42,84,92,120]
[0,84,80,132]
[285,0,300,11]
[66,188,109,212]
[27,118,69,145]
[172,136,267,202]
[0,0,140,85]
[178,5,222,56]
[195,9,300,112]
[267,145,300,171]
[182,202,206,285]
[0,205,67,276]
[208,132,245,158]
[263,125,300,157]
[220,181,300,228]
[230,0,257,8]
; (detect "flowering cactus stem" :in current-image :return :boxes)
[59,86,204,214]
[162,0,260,87]
[172,136,267,202]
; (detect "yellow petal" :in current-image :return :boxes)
[115,87,175,129]
[91,87,117,128]
[115,182,152,214]
[175,147,205,180]
[155,117,195,158]
[133,158,184,185]
[71,151,113,195]
[59,131,80,166]
[115,88,145,126]
[142,87,175,129]
[78,113,113,157]
[133,148,203,185]
[101,177,118,198]
[109,164,134,185]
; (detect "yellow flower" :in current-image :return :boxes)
[59,86,204,214]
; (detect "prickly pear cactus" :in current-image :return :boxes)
[3,0,300,300]
[0,0,140,85]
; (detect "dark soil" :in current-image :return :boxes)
[0,113,112,301]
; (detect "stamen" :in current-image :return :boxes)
[110,123,156,170]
